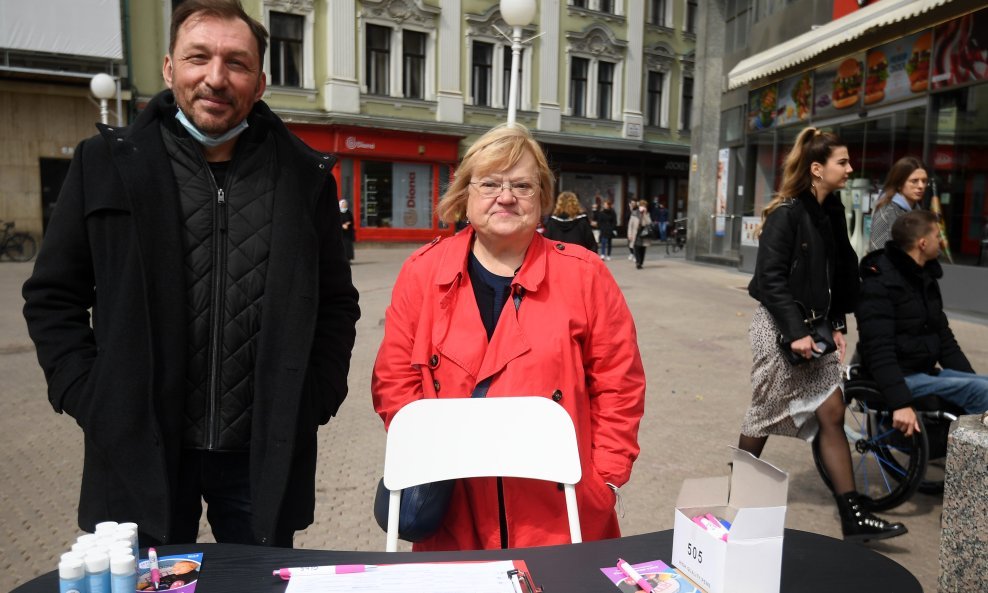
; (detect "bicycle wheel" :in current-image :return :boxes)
[812,399,928,511]
[6,233,37,262]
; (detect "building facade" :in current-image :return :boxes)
[0,0,130,239]
[116,0,696,242]
[691,0,988,316]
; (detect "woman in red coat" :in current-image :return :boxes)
[372,124,646,551]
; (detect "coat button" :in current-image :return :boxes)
[555,243,565,250]
[433,379,441,392]
[429,354,439,368]
[551,389,563,402]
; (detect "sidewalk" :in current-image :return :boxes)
[3,245,985,591]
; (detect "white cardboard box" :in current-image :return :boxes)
[671,447,789,593]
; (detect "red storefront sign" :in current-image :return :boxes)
[288,124,462,242]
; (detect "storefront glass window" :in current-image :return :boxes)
[749,132,776,214]
[931,86,988,266]
[361,161,434,229]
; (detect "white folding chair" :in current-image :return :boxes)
[382,396,583,551]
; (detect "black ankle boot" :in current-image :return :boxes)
[836,491,908,543]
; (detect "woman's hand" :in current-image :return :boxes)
[790,335,816,360]
[834,330,847,362]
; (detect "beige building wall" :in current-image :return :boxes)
[0,81,111,239]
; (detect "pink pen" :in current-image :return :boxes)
[616,558,654,593]
[148,548,160,590]
[273,565,376,580]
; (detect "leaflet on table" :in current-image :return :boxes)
[282,559,538,593]
[137,552,203,592]
[600,560,701,593]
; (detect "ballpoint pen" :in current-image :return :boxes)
[148,548,160,591]
[272,565,378,580]
[617,558,654,593]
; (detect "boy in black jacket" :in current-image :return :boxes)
[856,210,988,435]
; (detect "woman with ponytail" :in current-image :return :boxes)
[740,127,907,542]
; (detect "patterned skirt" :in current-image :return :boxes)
[740,305,842,441]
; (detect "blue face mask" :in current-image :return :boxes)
[175,109,248,148]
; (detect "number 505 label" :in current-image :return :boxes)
[686,541,703,564]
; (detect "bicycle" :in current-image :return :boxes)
[665,218,687,254]
[0,221,38,262]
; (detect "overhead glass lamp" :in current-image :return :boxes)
[90,73,117,125]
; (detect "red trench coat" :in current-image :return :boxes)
[372,228,646,550]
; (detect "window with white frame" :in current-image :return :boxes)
[263,0,314,89]
[598,0,614,14]
[646,71,664,126]
[685,0,698,34]
[472,41,494,107]
[565,26,627,120]
[403,30,427,99]
[366,24,391,96]
[649,0,668,26]
[465,8,534,111]
[269,12,302,87]
[572,0,588,8]
[570,57,589,117]
[681,75,694,131]
[360,0,439,100]
[597,61,614,119]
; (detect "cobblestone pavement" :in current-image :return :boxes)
[3,243,985,592]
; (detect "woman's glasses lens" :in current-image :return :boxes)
[473,181,536,198]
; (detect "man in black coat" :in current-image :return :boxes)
[22,0,359,547]
[857,210,988,436]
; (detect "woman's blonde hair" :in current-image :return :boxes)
[436,123,555,224]
[552,191,584,217]
[759,126,845,230]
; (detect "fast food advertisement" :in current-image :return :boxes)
[865,31,932,107]
[932,8,988,90]
[747,83,778,132]
[775,72,812,126]
[812,55,863,118]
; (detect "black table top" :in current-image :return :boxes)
[14,529,920,593]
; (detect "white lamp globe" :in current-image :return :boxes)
[90,73,116,100]
[501,0,536,26]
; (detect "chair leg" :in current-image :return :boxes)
[386,489,401,552]
[563,484,583,544]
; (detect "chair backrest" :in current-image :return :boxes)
[382,396,583,550]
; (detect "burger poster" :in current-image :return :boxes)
[932,9,988,90]
[747,83,779,132]
[863,31,932,108]
[812,56,864,118]
[775,72,813,127]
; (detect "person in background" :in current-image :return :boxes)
[857,210,988,436]
[867,156,928,252]
[626,199,652,270]
[372,123,645,551]
[596,199,618,261]
[740,126,906,543]
[656,202,670,241]
[22,0,360,548]
[339,199,355,261]
[542,191,598,253]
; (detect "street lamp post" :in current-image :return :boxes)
[500,0,536,126]
[90,73,117,125]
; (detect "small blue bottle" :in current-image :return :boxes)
[110,554,137,593]
[84,552,110,593]
[59,557,89,593]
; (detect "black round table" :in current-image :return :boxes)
[13,528,920,593]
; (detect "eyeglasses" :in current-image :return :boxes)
[469,180,538,199]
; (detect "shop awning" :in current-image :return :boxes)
[726,0,954,90]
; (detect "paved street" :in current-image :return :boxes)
[2,242,986,592]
